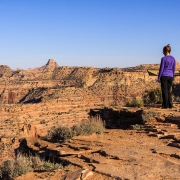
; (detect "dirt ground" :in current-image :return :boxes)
[15,121,180,180]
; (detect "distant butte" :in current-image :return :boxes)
[40,59,59,69]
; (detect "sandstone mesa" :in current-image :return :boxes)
[1,59,180,179]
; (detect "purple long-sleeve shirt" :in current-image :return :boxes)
[158,55,176,82]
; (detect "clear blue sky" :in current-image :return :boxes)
[0,0,180,70]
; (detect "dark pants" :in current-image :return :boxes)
[160,76,173,108]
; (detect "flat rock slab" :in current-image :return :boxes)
[93,156,180,180]
[65,169,93,180]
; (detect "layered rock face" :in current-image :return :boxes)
[40,59,59,69]
[1,59,180,163]
[1,59,180,105]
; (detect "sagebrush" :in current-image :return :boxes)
[142,110,159,123]
[126,99,144,108]
[47,116,105,143]
[144,88,162,104]
[0,154,63,179]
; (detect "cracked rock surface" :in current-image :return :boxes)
[15,112,180,180]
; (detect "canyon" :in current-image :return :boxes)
[1,59,180,179]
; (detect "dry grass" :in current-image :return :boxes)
[0,154,63,179]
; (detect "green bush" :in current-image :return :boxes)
[126,99,144,108]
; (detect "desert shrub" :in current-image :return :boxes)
[30,155,62,171]
[0,154,63,179]
[131,124,142,130]
[0,155,33,179]
[42,161,62,171]
[144,88,162,104]
[30,155,44,170]
[72,116,105,136]
[126,99,144,108]
[47,116,105,143]
[142,110,159,123]
[47,126,73,142]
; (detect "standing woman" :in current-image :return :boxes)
[158,44,176,108]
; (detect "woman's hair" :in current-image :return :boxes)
[163,44,171,55]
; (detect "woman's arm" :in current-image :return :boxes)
[173,58,176,77]
[158,58,164,82]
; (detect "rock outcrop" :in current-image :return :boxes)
[40,59,59,70]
